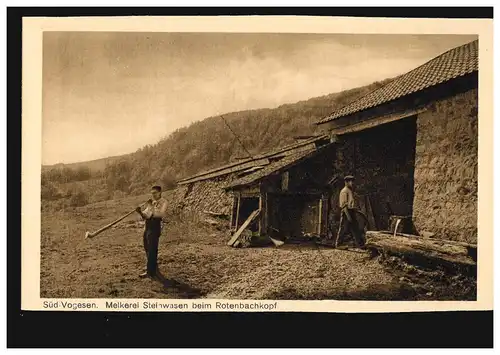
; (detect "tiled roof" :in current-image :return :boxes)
[317,39,478,124]
[225,144,330,189]
[177,135,329,184]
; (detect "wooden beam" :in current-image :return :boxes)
[177,158,271,185]
[227,209,261,247]
[268,191,323,196]
[240,185,261,195]
[229,196,237,229]
[264,192,269,235]
[331,109,426,136]
[281,171,289,191]
[317,198,323,235]
[235,196,241,230]
[240,192,260,198]
[320,197,329,236]
[258,194,263,235]
[364,195,377,231]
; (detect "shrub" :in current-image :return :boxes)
[41,182,62,201]
[69,190,89,207]
[90,189,110,204]
[112,190,127,200]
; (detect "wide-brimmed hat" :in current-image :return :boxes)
[344,175,355,181]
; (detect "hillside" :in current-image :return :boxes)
[41,77,392,206]
[114,78,392,191]
[42,154,133,173]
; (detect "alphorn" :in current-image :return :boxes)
[84,201,148,239]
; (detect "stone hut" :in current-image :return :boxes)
[223,139,337,239]
[174,40,478,245]
[174,136,331,219]
[316,39,478,243]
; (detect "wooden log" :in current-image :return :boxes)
[376,230,477,261]
[365,231,477,275]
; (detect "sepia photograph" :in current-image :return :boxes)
[37,29,483,302]
[14,14,492,315]
[8,8,496,349]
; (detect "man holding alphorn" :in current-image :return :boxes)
[135,185,168,279]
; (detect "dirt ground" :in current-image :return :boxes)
[40,194,476,300]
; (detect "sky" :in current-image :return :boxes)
[42,32,478,165]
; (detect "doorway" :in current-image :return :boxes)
[237,196,260,232]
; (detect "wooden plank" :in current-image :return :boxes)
[227,209,261,247]
[327,175,339,186]
[272,191,322,196]
[364,195,377,230]
[264,193,269,234]
[258,192,269,236]
[241,185,261,195]
[281,171,289,191]
[177,158,271,185]
[258,194,263,235]
[317,199,323,235]
[235,196,241,230]
[320,197,329,236]
[357,195,368,220]
[229,197,237,229]
[368,195,381,230]
[240,192,260,198]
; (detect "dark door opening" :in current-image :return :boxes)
[237,197,260,232]
[270,194,321,238]
[356,116,417,230]
[330,116,418,232]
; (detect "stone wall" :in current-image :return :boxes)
[179,175,235,216]
[413,88,478,243]
[163,185,189,215]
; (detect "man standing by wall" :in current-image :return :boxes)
[136,185,168,279]
[335,175,364,249]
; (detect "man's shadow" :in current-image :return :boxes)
[154,270,205,299]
